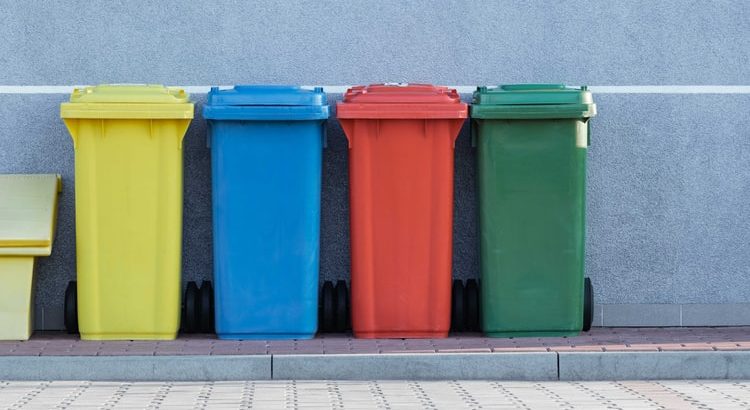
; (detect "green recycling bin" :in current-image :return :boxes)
[471,84,596,337]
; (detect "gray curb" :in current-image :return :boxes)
[558,351,750,381]
[1,352,749,381]
[273,353,557,380]
[0,356,272,381]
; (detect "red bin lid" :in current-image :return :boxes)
[336,83,468,119]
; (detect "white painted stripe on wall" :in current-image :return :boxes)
[1,85,750,94]
[0,86,84,94]
[591,86,750,94]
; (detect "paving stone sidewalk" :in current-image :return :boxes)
[0,380,749,409]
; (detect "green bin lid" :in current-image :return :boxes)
[471,84,596,119]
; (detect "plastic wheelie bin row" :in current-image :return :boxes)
[22,82,596,341]
[0,174,61,340]
[471,84,596,337]
[203,85,329,340]
[60,85,194,340]
[337,84,468,339]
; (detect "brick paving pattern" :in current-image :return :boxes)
[0,327,747,357]
[0,380,748,409]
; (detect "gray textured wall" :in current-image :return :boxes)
[0,1,748,329]
[1,1,748,84]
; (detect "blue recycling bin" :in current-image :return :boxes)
[204,85,329,340]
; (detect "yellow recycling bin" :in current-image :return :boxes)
[61,85,193,340]
[0,174,61,340]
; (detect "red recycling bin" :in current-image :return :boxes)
[337,84,467,338]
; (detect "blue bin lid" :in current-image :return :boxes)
[203,85,329,121]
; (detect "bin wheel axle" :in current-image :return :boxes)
[199,280,215,334]
[451,280,465,332]
[183,282,199,333]
[464,279,480,332]
[320,280,350,333]
[64,281,78,334]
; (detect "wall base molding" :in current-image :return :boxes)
[595,304,750,327]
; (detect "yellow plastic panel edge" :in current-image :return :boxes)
[0,174,61,254]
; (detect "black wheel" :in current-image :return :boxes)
[451,280,465,332]
[183,281,199,333]
[320,281,335,333]
[346,280,352,331]
[334,280,348,333]
[64,281,78,334]
[199,281,214,333]
[465,279,480,332]
[583,277,594,332]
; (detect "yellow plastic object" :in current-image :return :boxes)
[0,174,61,340]
[0,257,35,341]
[61,84,193,340]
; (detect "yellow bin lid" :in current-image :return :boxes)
[60,84,194,119]
[0,174,61,255]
